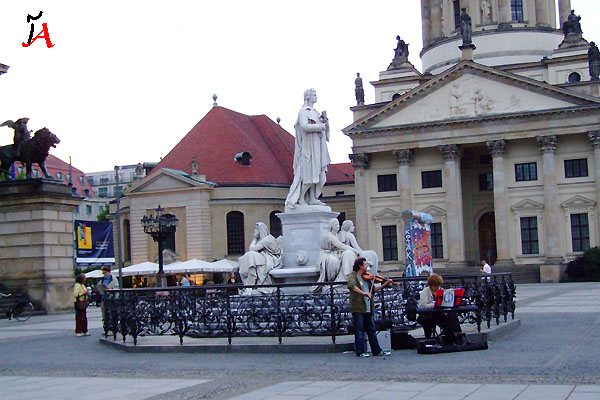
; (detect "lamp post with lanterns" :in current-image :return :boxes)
[140,205,178,287]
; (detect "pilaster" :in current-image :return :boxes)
[430,0,443,40]
[497,0,512,28]
[558,0,572,26]
[421,0,432,46]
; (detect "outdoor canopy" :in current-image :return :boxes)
[84,259,238,278]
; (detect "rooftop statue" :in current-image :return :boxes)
[355,73,365,106]
[387,35,410,70]
[562,10,582,37]
[237,222,282,295]
[285,89,330,209]
[460,8,473,45]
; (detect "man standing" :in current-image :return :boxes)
[285,89,331,209]
[347,257,392,357]
[480,260,492,274]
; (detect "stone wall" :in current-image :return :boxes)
[0,179,80,313]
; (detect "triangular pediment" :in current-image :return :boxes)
[561,195,596,208]
[345,61,600,133]
[127,168,214,195]
[420,205,447,216]
[511,199,544,211]
[372,208,402,220]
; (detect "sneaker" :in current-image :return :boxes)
[75,333,83,337]
[374,350,391,356]
[83,332,91,336]
[358,352,370,358]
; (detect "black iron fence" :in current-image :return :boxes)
[103,273,516,345]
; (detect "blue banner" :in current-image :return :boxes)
[74,220,115,265]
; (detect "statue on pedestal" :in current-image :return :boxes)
[0,118,59,179]
[460,8,472,45]
[562,10,582,37]
[588,42,600,81]
[285,89,331,209]
[355,73,365,106]
[481,0,491,24]
[238,222,282,295]
[311,218,360,292]
[387,36,410,70]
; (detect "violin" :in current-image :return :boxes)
[361,272,398,285]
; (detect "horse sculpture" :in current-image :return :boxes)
[0,127,60,179]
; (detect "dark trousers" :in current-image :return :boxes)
[417,311,461,343]
[352,312,382,356]
[75,307,88,334]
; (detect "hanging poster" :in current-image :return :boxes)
[75,220,115,265]
[402,210,433,277]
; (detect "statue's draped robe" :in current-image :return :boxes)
[285,105,330,207]
[312,232,355,292]
[238,233,282,294]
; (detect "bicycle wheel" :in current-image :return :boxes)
[13,302,33,321]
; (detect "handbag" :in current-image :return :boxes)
[76,295,89,311]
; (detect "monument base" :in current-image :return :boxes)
[275,208,338,292]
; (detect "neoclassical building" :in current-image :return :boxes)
[344,0,600,281]
[111,105,355,267]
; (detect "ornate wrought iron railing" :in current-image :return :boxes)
[103,273,516,345]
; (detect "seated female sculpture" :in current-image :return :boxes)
[312,218,360,292]
[338,220,379,276]
[238,222,282,295]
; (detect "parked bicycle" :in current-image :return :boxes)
[0,292,34,321]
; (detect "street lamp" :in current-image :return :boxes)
[141,205,178,287]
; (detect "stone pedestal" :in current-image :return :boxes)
[275,206,338,287]
[540,262,566,283]
[0,179,80,313]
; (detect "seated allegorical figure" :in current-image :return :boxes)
[237,222,282,295]
[338,220,379,277]
[312,218,360,292]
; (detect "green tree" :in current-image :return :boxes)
[97,205,109,221]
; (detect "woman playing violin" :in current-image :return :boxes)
[347,257,393,357]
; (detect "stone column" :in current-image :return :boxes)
[430,0,443,40]
[0,180,80,313]
[421,0,432,46]
[439,144,466,266]
[486,140,512,266]
[497,0,512,28]
[558,0,572,26]
[393,149,413,213]
[537,136,563,279]
[534,0,550,27]
[349,153,370,248]
[588,132,600,246]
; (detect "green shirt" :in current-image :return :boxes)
[347,271,375,314]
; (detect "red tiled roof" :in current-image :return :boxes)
[326,162,354,183]
[15,154,95,197]
[152,106,354,186]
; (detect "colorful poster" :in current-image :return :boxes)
[402,211,434,277]
[74,220,115,265]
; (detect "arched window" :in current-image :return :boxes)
[163,214,176,252]
[269,211,282,238]
[568,72,581,83]
[123,219,131,262]
[227,211,245,255]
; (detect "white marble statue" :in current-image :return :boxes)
[338,220,379,276]
[481,0,491,24]
[312,218,360,292]
[238,222,282,295]
[285,88,331,209]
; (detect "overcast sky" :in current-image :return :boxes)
[1,1,598,173]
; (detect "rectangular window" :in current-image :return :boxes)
[56,172,63,180]
[511,0,524,22]
[515,162,537,182]
[114,186,123,197]
[98,206,105,214]
[79,175,85,184]
[86,205,92,214]
[479,173,493,191]
[564,159,588,178]
[431,223,443,259]
[571,213,590,252]
[520,217,539,254]
[32,169,40,178]
[377,174,397,192]
[98,187,108,197]
[74,206,80,213]
[421,170,442,188]
[382,225,398,261]
[87,176,94,185]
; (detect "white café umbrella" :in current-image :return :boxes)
[119,261,159,276]
[84,269,107,279]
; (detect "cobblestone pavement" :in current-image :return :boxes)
[0,283,599,400]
